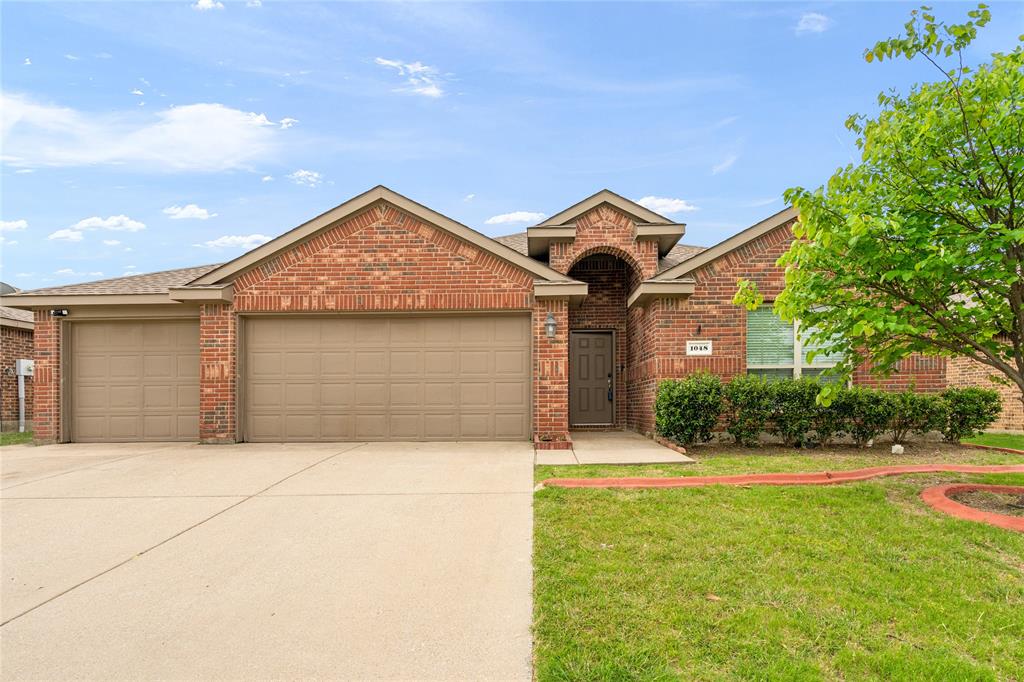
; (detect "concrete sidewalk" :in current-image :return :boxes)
[536,430,694,465]
[1,441,534,681]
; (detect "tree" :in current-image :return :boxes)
[741,4,1024,407]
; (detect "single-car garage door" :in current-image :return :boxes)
[243,315,530,441]
[70,320,200,442]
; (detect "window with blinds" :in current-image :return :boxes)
[746,305,839,380]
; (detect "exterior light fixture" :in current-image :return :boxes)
[545,312,557,339]
[50,309,69,317]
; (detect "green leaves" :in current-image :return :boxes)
[776,3,1023,399]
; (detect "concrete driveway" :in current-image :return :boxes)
[1,441,534,681]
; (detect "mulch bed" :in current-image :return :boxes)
[949,489,1024,517]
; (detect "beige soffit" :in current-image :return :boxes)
[190,185,573,287]
[627,280,696,309]
[0,306,34,330]
[525,226,577,258]
[168,285,234,303]
[534,280,588,307]
[655,206,798,281]
[0,293,180,308]
[537,189,680,227]
[635,224,686,256]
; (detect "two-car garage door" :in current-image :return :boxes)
[67,315,530,442]
[243,315,531,441]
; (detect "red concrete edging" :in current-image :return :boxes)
[541,463,1024,489]
[653,436,688,456]
[920,484,1024,532]
[960,442,1024,455]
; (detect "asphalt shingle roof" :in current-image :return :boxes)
[10,264,223,297]
[0,306,34,324]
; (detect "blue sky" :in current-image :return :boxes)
[2,1,1021,290]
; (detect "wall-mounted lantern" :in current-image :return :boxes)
[545,312,557,339]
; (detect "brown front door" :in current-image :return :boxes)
[569,331,614,425]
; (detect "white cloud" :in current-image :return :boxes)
[746,197,779,208]
[261,175,273,182]
[102,239,122,246]
[65,54,80,61]
[635,196,699,215]
[484,211,546,225]
[279,117,298,129]
[139,78,151,87]
[192,0,224,10]
[23,58,31,66]
[246,0,262,6]
[0,219,28,232]
[54,268,103,277]
[72,215,145,231]
[14,168,34,174]
[374,57,447,98]
[288,169,322,187]
[711,153,738,175]
[463,193,475,202]
[0,237,17,246]
[96,52,113,59]
[55,268,76,275]
[131,89,144,96]
[1,94,283,172]
[163,203,216,220]
[47,229,84,242]
[795,12,832,34]
[195,234,273,250]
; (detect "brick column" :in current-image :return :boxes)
[32,311,61,444]
[533,298,570,447]
[199,304,238,443]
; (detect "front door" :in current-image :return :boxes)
[569,331,614,425]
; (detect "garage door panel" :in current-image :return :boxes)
[244,316,529,442]
[71,320,200,442]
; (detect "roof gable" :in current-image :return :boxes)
[536,189,679,227]
[190,186,572,286]
[655,206,797,281]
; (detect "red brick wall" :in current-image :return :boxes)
[947,355,1023,432]
[233,202,534,312]
[1,325,34,431]
[199,304,237,443]
[853,356,946,392]
[31,313,60,443]
[533,299,569,441]
[549,205,659,279]
[567,255,630,428]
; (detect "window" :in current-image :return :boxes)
[746,305,840,380]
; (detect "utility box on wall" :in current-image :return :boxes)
[16,359,34,377]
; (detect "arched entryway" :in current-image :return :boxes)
[566,250,642,429]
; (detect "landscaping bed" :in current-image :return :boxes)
[949,488,1024,517]
[533,466,1024,680]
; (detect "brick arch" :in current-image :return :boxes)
[566,245,644,285]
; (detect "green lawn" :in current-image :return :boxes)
[534,461,1024,680]
[0,431,32,446]
[963,432,1024,450]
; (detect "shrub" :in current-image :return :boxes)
[846,387,897,447]
[768,379,821,447]
[811,386,851,446]
[655,373,724,445]
[723,375,773,446]
[939,387,1002,442]
[888,390,947,444]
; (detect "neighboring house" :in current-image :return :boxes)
[1,302,35,432]
[0,186,977,445]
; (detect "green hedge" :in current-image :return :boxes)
[654,376,1001,447]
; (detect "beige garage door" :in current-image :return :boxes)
[243,316,530,441]
[70,320,200,442]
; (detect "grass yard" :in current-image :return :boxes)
[0,431,32,447]
[534,446,1024,680]
[963,432,1024,450]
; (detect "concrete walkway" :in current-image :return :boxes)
[536,430,694,465]
[1,441,534,681]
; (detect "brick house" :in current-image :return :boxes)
[1,186,1016,445]
[1,305,34,432]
